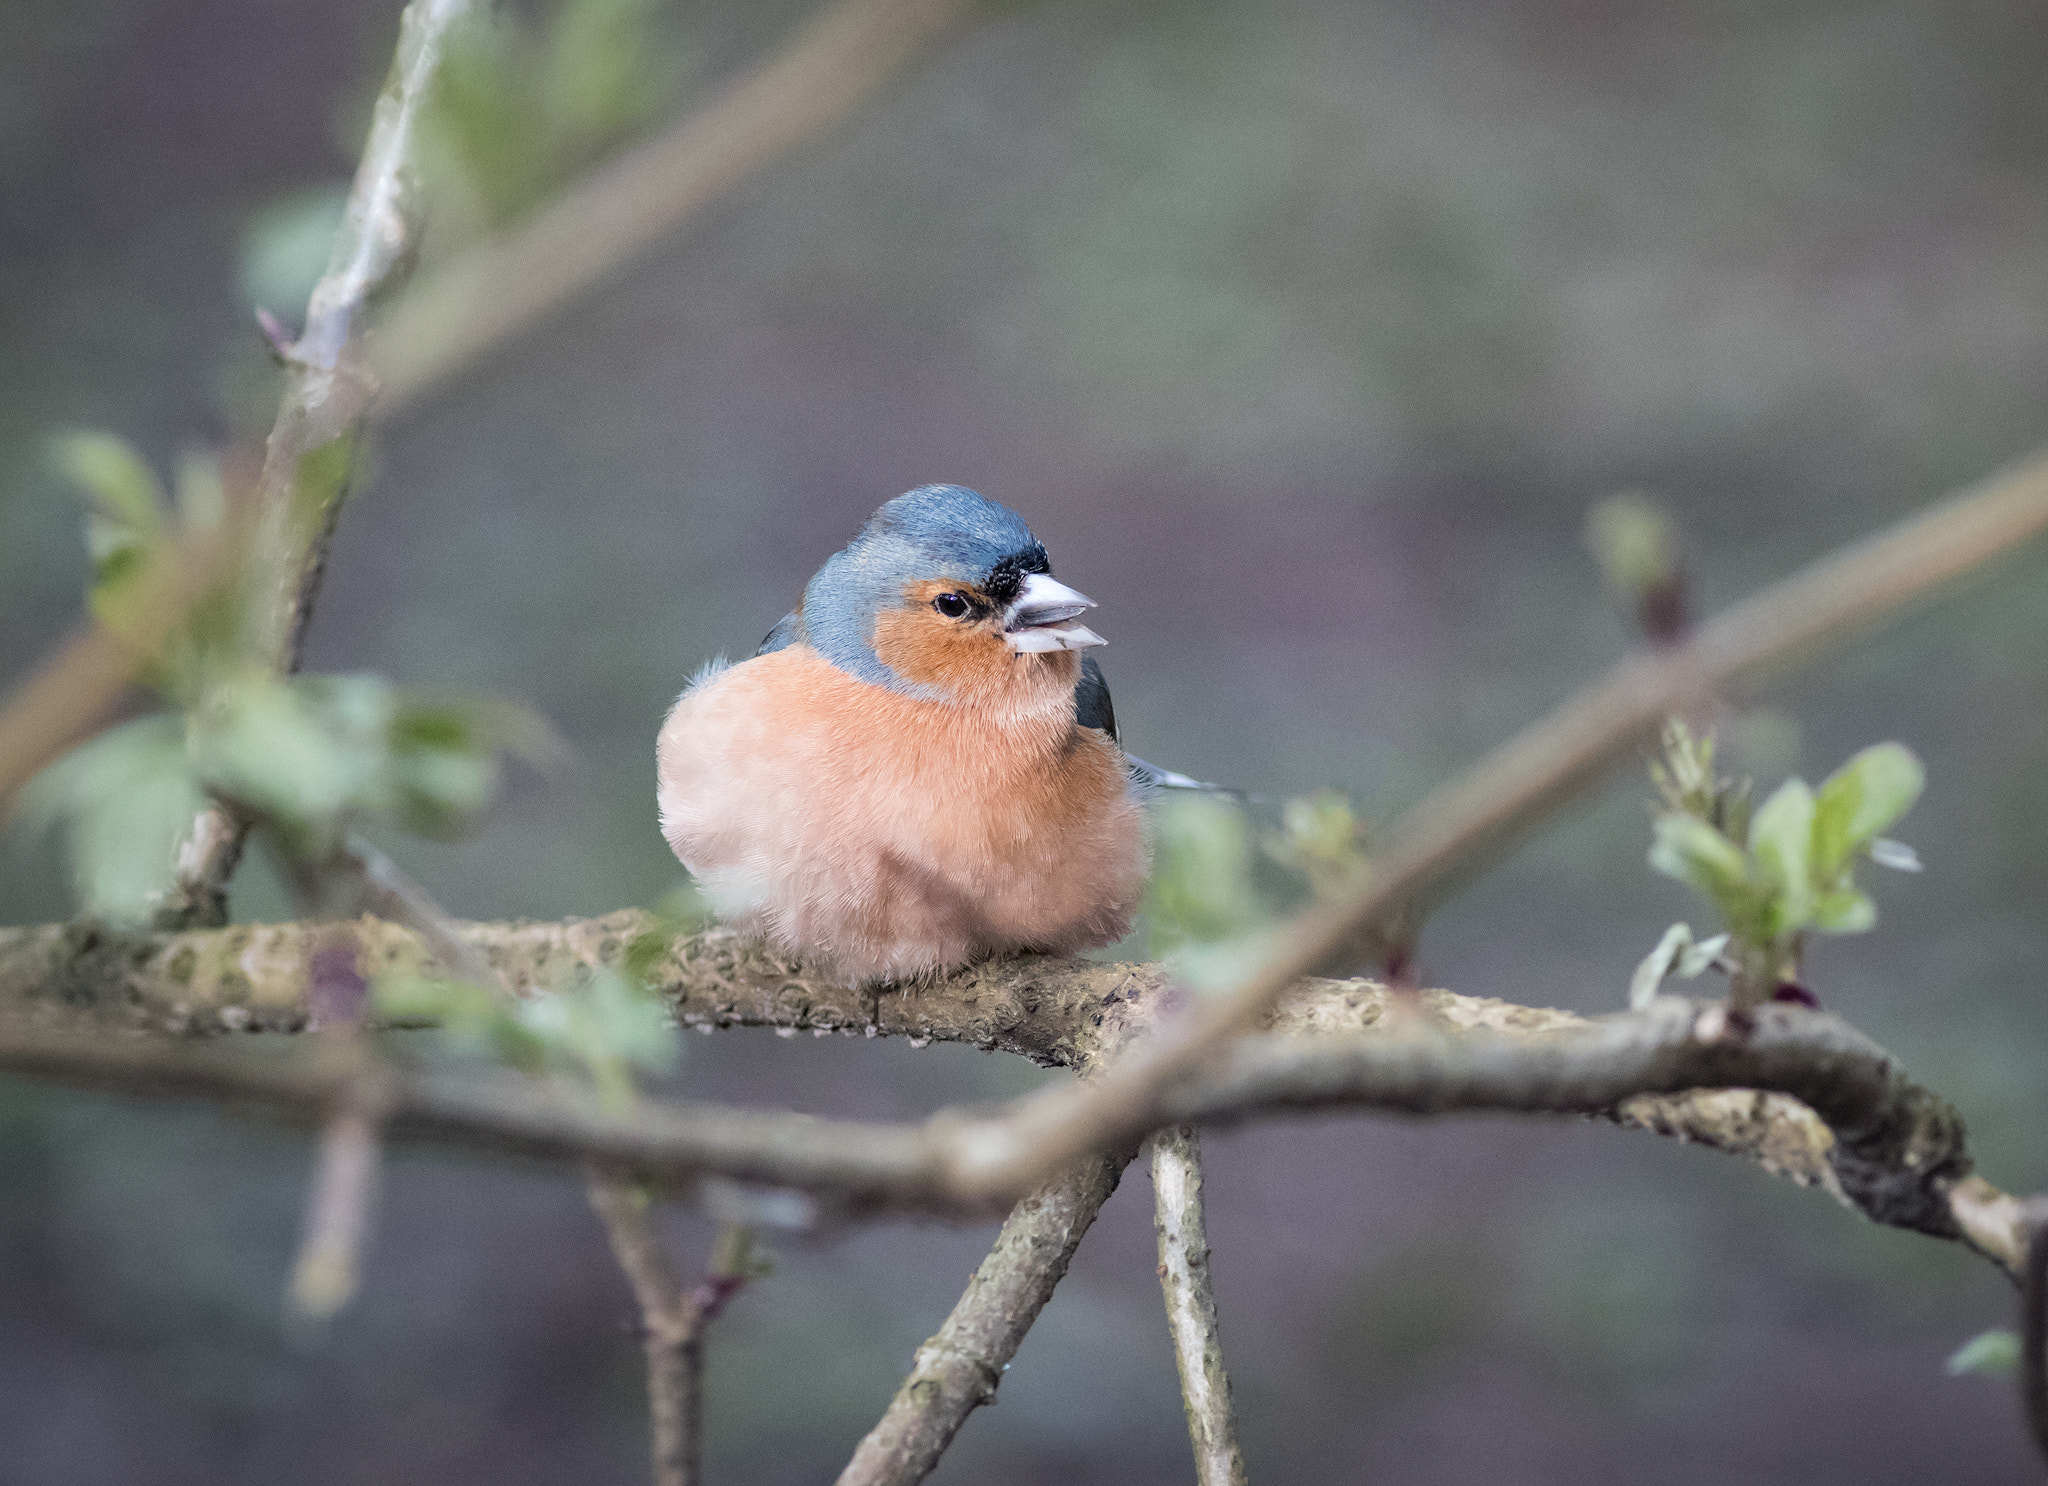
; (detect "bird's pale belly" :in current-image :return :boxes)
[657,646,1148,982]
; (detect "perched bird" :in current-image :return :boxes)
[657,484,1151,983]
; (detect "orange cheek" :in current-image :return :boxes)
[871,604,1011,692]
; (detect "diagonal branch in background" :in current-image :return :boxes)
[164,0,476,929]
[836,1151,1130,1486]
[0,518,248,809]
[933,446,2048,1202]
[1150,1126,1247,1486]
[371,0,976,417]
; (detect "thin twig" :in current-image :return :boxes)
[836,1151,1130,1486]
[277,837,499,1320]
[1150,1126,1246,1486]
[371,0,974,417]
[286,937,392,1320]
[163,0,475,928]
[936,446,2048,1200]
[589,1168,701,1486]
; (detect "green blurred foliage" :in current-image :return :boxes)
[1144,792,1273,986]
[1636,722,1925,1005]
[423,0,683,236]
[375,966,677,1111]
[16,716,210,923]
[238,186,351,315]
[1585,491,1680,603]
[23,430,558,922]
[1262,787,1369,900]
[1943,1328,2020,1377]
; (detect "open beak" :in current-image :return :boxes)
[1003,572,1106,653]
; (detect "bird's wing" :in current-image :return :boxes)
[1074,653,1118,741]
[1076,655,1224,791]
[758,610,808,656]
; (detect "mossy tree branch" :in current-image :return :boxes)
[0,915,2025,1274]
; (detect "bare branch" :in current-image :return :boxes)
[589,1168,701,1486]
[1150,1126,1246,1486]
[371,0,976,418]
[935,447,2048,1201]
[288,1097,388,1319]
[164,0,475,928]
[836,1152,1130,1486]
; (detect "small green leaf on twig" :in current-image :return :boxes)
[1263,788,1370,899]
[376,966,678,1112]
[1944,1329,2020,1377]
[1637,723,1925,1008]
[15,715,208,923]
[1147,793,1267,951]
[1628,922,1730,1009]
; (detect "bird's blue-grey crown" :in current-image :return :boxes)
[794,484,1052,694]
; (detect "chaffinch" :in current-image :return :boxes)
[657,484,1151,982]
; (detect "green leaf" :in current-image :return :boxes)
[1815,743,1924,872]
[17,715,207,923]
[541,0,672,161]
[518,968,677,1110]
[386,691,557,839]
[1811,888,1876,935]
[239,185,349,312]
[1647,813,1748,906]
[1944,1329,2020,1377]
[1146,793,1268,956]
[1629,922,1692,1009]
[1747,778,1816,936]
[1585,491,1678,598]
[189,674,393,849]
[49,430,166,538]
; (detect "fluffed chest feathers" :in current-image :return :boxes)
[657,646,1148,982]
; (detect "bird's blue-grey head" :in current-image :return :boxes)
[798,485,1101,695]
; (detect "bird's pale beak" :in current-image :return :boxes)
[1003,572,1106,653]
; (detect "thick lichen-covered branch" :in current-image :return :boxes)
[835,1152,1130,1486]
[0,914,2022,1271]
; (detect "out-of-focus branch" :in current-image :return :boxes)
[371,0,976,417]
[164,0,475,929]
[836,1151,1129,1486]
[279,837,501,1319]
[936,447,2048,1202]
[2023,1197,2048,1467]
[0,521,244,809]
[1150,1126,1246,1486]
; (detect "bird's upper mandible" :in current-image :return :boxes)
[657,484,1150,983]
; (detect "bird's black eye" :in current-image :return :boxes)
[933,592,971,619]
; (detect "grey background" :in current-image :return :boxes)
[2,0,2045,1480]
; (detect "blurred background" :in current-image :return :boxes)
[4,0,2048,1480]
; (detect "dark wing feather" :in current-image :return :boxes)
[1074,653,1118,741]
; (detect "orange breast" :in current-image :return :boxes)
[657,645,1148,982]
